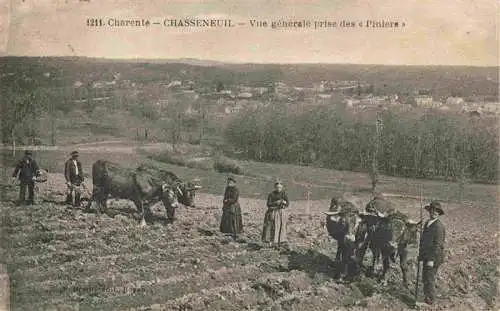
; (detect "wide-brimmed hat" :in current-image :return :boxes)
[24,150,32,155]
[424,201,444,215]
[70,151,79,156]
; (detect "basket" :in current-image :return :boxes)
[34,169,48,183]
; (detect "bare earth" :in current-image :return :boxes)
[0,167,498,311]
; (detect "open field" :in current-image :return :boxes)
[2,141,498,204]
[0,143,498,310]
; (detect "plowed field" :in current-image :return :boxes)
[0,169,498,311]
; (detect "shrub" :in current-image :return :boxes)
[213,156,243,175]
[186,158,213,171]
[152,150,188,167]
[147,150,214,171]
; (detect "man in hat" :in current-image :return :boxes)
[12,150,40,205]
[220,176,243,239]
[64,151,84,207]
[418,201,446,306]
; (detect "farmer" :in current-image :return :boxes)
[219,176,243,239]
[418,201,446,306]
[262,179,290,248]
[64,150,84,207]
[12,150,40,206]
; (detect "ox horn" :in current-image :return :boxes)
[324,211,341,216]
[176,185,183,196]
[189,179,202,190]
[406,219,419,225]
[185,183,202,191]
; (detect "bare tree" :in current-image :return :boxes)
[370,115,383,193]
[199,99,205,145]
[0,84,42,155]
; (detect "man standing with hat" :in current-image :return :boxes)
[220,176,243,239]
[418,200,446,306]
[12,150,40,205]
[64,151,84,207]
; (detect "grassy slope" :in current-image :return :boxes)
[2,143,497,205]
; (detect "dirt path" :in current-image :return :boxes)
[0,140,173,154]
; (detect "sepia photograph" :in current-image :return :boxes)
[0,0,498,310]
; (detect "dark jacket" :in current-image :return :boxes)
[418,218,446,266]
[266,190,289,209]
[12,156,39,182]
[65,158,84,184]
[223,186,239,208]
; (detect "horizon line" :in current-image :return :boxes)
[0,55,498,68]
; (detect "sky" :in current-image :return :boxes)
[0,0,498,66]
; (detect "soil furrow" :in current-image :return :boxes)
[126,281,254,311]
[14,258,281,307]
[5,229,225,258]
[82,266,277,311]
[7,234,250,269]
[15,245,277,283]
[119,271,319,311]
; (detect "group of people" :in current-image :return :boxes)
[217,176,446,307]
[219,177,289,248]
[13,152,444,307]
[12,150,85,207]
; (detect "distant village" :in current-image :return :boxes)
[66,72,500,119]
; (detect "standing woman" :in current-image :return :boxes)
[220,177,243,239]
[262,179,290,248]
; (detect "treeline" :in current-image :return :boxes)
[2,57,498,98]
[224,104,499,183]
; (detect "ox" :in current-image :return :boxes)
[89,160,202,226]
[357,198,421,287]
[357,195,396,266]
[325,201,363,282]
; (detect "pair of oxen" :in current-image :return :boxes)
[325,195,421,287]
[86,160,202,226]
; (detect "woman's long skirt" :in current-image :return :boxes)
[220,203,244,234]
[261,208,288,244]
